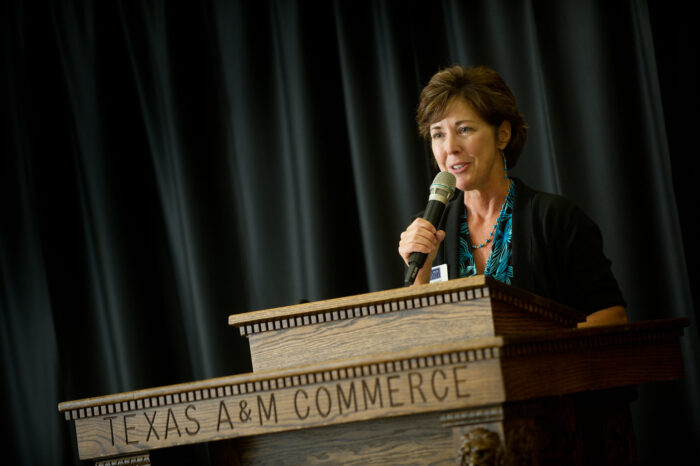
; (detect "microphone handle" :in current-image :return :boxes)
[403,199,448,286]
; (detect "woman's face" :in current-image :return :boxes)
[429,98,510,193]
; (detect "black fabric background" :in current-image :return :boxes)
[2,0,698,464]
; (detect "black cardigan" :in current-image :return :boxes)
[432,178,626,314]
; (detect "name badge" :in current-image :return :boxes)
[429,264,448,283]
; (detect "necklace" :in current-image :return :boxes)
[466,179,513,249]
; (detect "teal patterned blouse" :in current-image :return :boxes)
[458,178,515,284]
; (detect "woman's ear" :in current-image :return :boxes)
[497,120,511,150]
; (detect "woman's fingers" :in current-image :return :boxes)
[398,218,442,265]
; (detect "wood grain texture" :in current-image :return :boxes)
[63,343,505,460]
[95,453,151,465]
[228,276,585,336]
[232,412,455,465]
[58,318,688,462]
[242,278,585,372]
[441,387,638,465]
[59,338,503,416]
[500,319,687,400]
[248,300,496,371]
[229,276,491,327]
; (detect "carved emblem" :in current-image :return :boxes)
[459,427,504,466]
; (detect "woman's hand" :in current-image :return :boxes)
[398,218,446,285]
[577,306,628,328]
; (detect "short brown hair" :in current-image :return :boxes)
[416,65,528,168]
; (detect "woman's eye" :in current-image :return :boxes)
[458,126,472,134]
[431,132,442,140]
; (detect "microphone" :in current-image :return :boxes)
[404,171,456,286]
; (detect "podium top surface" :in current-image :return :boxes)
[228,276,586,335]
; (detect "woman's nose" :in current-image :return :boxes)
[444,130,459,153]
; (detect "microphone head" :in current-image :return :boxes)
[429,172,456,204]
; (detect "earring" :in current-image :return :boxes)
[502,150,508,179]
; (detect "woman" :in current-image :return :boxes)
[398,65,627,327]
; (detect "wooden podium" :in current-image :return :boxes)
[58,276,687,465]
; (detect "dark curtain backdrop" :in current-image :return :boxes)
[2,0,698,464]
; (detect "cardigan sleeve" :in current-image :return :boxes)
[519,187,627,313]
[556,203,626,312]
